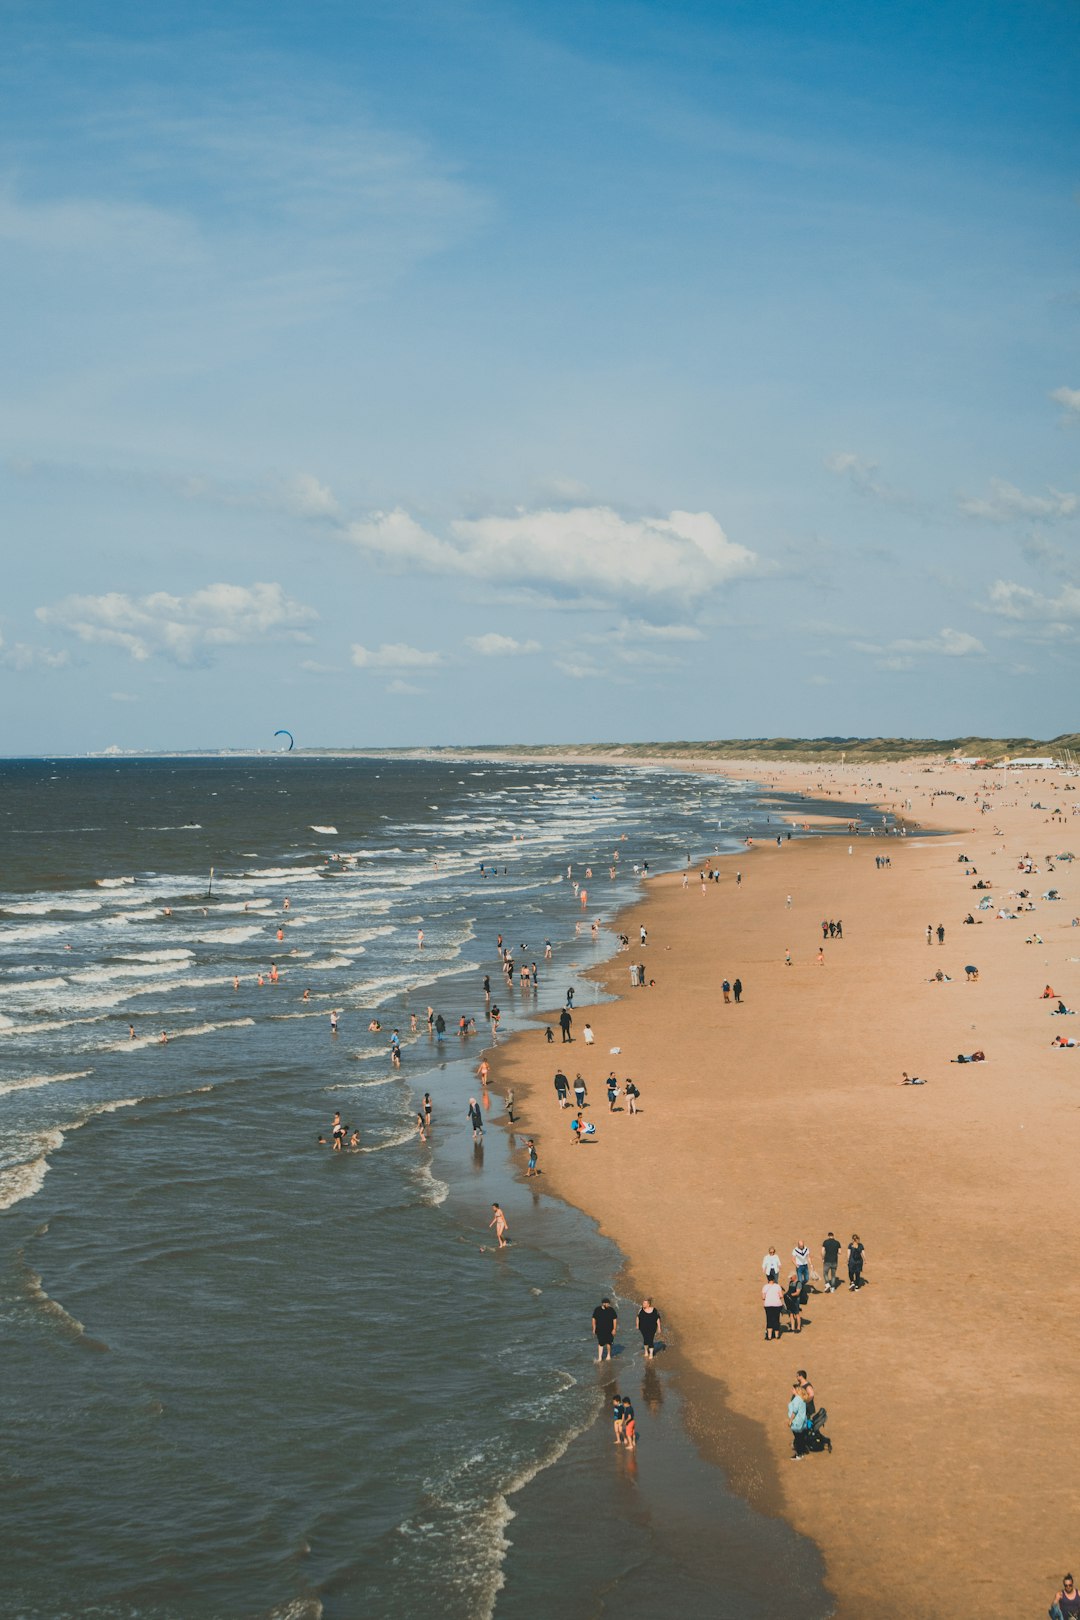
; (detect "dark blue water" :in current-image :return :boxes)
[0,757,834,1618]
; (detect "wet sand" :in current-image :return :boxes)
[491,758,1080,1618]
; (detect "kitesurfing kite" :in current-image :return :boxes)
[274,729,295,751]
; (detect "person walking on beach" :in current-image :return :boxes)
[793,1241,811,1289]
[625,1079,640,1114]
[847,1234,865,1290]
[637,1298,661,1357]
[816,947,825,967]
[937,922,945,944]
[489,1203,509,1247]
[573,1074,587,1109]
[559,1007,573,1042]
[821,1231,841,1293]
[788,1381,809,1458]
[525,1138,538,1177]
[506,1089,515,1123]
[763,1246,782,1280]
[763,1275,784,1340]
[783,1273,804,1334]
[566,987,575,1007]
[583,1022,595,1046]
[593,1297,617,1361]
[554,1070,569,1107]
[722,978,731,1003]
[733,977,743,1003]
[423,1093,432,1130]
[468,1097,484,1143]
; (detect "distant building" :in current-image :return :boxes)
[1003,756,1060,769]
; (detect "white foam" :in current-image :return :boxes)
[413,1163,450,1205]
[0,1128,64,1210]
[104,1016,256,1051]
[0,1069,93,1097]
[3,897,103,916]
[358,1125,417,1152]
[310,825,338,834]
[117,948,195,964]
[304,956,354,971]
[95,875,136,888]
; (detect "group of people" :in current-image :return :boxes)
[591,1296,663,1362]
[762,1235,865,1339]
[551,1068,642,1119]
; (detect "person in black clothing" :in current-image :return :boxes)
[821,1231,841,1292]
[467,1097,484,1142]
[733,977,743,1004]
[592,1298,617,1362]
[847,1235,865,1290]
[559,1007,573,1042]
[553,1070,569,1107]
[636,1298,662,1358]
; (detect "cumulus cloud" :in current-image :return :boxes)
[957,478,1078,523]
[36,582,316,664]
[825,452,907,504]
[385,678,424,695]
[286,473,340,519]
[350,641,442,670]
[554,652,604,679]
[1050,385,1080,418]
[465,633,541,656]
[343,505,763,602]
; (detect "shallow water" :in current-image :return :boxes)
[0,757,854,1617]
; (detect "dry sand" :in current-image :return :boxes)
[490,758,1080,1619]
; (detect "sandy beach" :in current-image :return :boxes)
[491,757,1080,1618]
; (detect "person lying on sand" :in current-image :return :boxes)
[953,1050,986,1063]
[1052,1035,1078,1049]
[899,1072,926,1085]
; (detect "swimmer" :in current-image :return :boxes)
[233,975,240,992]
[348,1129,360,1150]
[128,1024,136,1040]
[302,988,310,1001]
[160,1030,168,1044]
[368,1019,382,1032]
[330,1010,339,1034]
[416,1111,427,1141]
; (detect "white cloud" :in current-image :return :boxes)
[958,478,1078,523]
[385,678,424,695]
[0,635,69,671]
[465,633,541,656]
[1050,385,1080,418]
[983,580,1080,623]
[287,473,340,519]
[343,505,764,602]
[825,452,907,504]
[853,627,986,666]
[350,641,442,670]
[611,619,705,643]
[554,653,604,679]
[110,691,138,702]
[36,582,316,664]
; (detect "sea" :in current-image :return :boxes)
[0,755,845,1620]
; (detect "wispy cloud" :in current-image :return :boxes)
[350,642,442,670]
[825,452,909,505]
[465,633,541,656]
[853,626,986,668]
[0,635,69,671]
[385,678,424,695]
[1050,385,1080,420]
[36,582,316,664]
[957,478,1078,523]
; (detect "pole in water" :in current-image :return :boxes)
[207,866,214,899]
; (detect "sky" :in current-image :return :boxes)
[1,0,1078,752]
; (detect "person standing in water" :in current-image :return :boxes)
[489,1203,509,1248]
[637,1298,662,1357]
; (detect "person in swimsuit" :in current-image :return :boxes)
[489,1203,509,1247]
[348,1129,360,1150]
[612,1392,625,1445]
[637,1298,661,1357]
[423,1093,432,1128]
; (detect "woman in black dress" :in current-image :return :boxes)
[636,1298,662,1358]
[847,1235,865,1291]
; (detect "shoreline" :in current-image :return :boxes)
[490,757,1080,1617]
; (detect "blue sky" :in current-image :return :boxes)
[2,0,1078,751]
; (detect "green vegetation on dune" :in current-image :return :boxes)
[353,734,1080,764]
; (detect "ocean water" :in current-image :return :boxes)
[0,757,840,1619]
